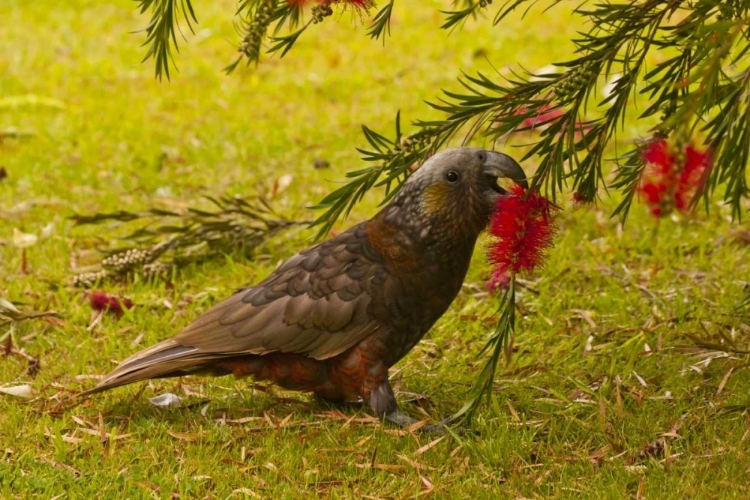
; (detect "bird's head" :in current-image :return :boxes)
[382,147,528,243]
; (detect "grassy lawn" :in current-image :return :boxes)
[2,0,749,498]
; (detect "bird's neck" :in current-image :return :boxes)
[366,204,482,278]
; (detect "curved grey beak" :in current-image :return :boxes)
[481,151,528,190]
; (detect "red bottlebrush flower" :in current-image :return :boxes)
[676,145,710,210]
[642,139,674,173]
[638,139,711,217]
[487,268,512,293]
[89,291,134,317]
[488,186,559,283]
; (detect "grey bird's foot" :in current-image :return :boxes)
[384,409,464,435]
[369,381,467,434]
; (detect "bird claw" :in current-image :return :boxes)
[384,410,471,435]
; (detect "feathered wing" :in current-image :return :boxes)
[83,224,386,394]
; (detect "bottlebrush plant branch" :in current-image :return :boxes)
[132,1,750,221]
[314,0,750,231]
[136,0,381,78]
[135,1,495,77]
[367,0,394,40]
[137,0,198,80]
[70,196,303,286]
[227,1,377,71]
[454,187,559,423]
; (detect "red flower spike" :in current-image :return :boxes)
[487,186,559,281]
[638,139,711,217]
[642,139,674,173]
[89,291,134,317]
[677,145,710,209]
[487,268,512,293]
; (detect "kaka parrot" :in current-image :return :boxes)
[82,147,528,427]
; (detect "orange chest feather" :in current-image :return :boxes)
[365,219,421,275]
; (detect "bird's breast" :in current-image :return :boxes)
[364,217,475,366]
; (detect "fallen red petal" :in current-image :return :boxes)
[89,291,134,316]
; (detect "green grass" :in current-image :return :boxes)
[2,1,749,498]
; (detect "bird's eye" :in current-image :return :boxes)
[445,170,460,183]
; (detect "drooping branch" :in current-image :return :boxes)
[311,0,750,232]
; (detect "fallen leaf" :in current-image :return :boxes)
[149,393,183,409]
[132,480,161,492]
[276,174,293,193]
[0,297,21,314]
[40,456,81,477]
[219,416,263,425]
[406,419,430,433]
[415,436,446,455]
[398,454,437,472]
[166,430,203,441]
[40,222,56,239]
[0,384,35,399]
[12,228,38,248]
[420,475,434,493]
[355,463,406,472]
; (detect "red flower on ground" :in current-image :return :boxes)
[89,291,134,317]
[638,139,711,217]
[487,186,559,288]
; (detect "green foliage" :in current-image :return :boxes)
[312,0,750,229]
[453,278,515,424]
[367,0,394,40]
[131,0,750,223]
[137,0,198,79]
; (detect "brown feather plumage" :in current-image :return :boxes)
[81,148,527,426]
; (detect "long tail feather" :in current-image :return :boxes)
[79,339,223,396]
